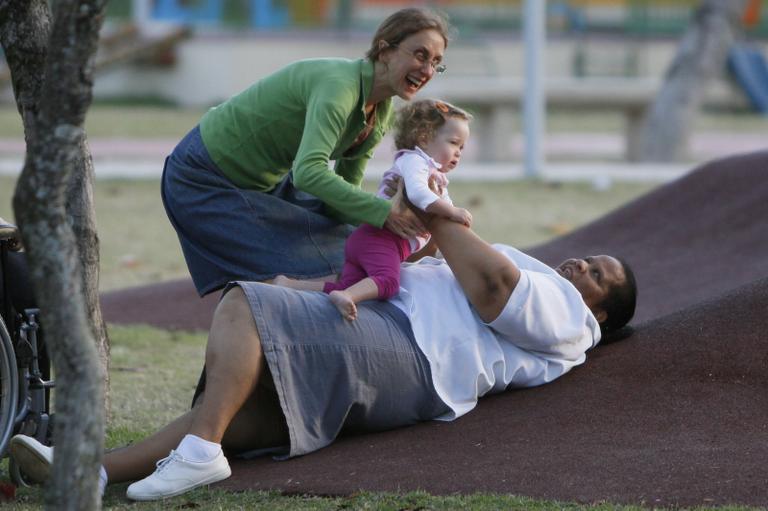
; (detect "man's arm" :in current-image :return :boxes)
[425,215,520,323]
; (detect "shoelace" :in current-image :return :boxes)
[154,450,184,475]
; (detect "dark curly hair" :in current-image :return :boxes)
[598,257,638,338]
[394,99,472,151]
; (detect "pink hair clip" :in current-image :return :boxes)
[434,101,450,113]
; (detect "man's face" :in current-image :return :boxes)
[555,255,626,322]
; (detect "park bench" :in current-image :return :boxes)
[417,76,746,162]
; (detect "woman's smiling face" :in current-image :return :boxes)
[378,29,446,100]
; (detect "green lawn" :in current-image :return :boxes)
[0,105,206,139]
[12,485,760,511]
[1,104,767,139]
[0,176,658,291]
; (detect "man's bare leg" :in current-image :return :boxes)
[104,383,289,485]
[104,412,195,483]
[186,287,266,441]
[221,382,289,452]
[104,286,270,483]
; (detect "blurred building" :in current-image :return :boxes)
[77,1,763,103]
[2,1,766,107]
[1,1,765,163]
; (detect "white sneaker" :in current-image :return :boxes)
[9,435,53,484]
[126,449,231,501]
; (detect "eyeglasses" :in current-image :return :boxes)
[390,44,447,74]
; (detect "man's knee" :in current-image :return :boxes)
[208,285,261,358]
[214,286,250,322]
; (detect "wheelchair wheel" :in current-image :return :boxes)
[9,450,37,487]
[9,456,31,487]
[0,316,19,458]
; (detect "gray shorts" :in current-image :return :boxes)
[232,281,449,459]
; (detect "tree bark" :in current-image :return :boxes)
[633,0,747,162]
[1,0,108,508]
[66,140,111,409]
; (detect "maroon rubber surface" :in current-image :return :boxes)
[100,151,768,507]
[101,278,218,332]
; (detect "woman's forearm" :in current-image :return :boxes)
[426,216,520,322]
[293,165,390,227]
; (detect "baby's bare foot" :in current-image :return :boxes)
[329,290,357,320]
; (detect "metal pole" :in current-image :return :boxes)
[523,0,546,178]
[132,0,151,27]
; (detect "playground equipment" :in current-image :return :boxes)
[95,23,190,71]
[729,0,768,115]
[727,45,768,114]
[0,22,189,93]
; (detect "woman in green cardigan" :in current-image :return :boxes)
[161,7,451,296]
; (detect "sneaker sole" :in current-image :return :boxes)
[9,438,52,484]
[127,466,232,501]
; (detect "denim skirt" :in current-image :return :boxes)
[161,126,354,296]
[230,281,449,459]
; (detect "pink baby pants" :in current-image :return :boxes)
[323,223,412,300]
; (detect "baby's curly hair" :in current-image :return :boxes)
[394,99,472,151]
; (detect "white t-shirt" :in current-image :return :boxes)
[390,244,601,420]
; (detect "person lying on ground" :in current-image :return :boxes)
[9,209,637,502]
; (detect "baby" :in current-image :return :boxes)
[276,99,472,319]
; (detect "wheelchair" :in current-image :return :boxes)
[0,217,54,486]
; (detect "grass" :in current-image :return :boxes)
[0,176,658,291]
[0,104,206,139]
[107,325,205,438]
[9,485,763,510]
[1,104,767,140]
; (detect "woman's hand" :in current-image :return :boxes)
[428,173,446,197]
[380,174,399,198]
[383,179,428,239]
[382,173,444,198]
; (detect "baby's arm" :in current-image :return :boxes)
[425,198,473,227]
[399,155,443,209]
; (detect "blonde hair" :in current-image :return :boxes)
[394,99,472,151]
[366,8,451,62]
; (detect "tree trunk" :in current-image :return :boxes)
[633,0,746,162]
[66,141,111,408]
[1,0,108,508]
